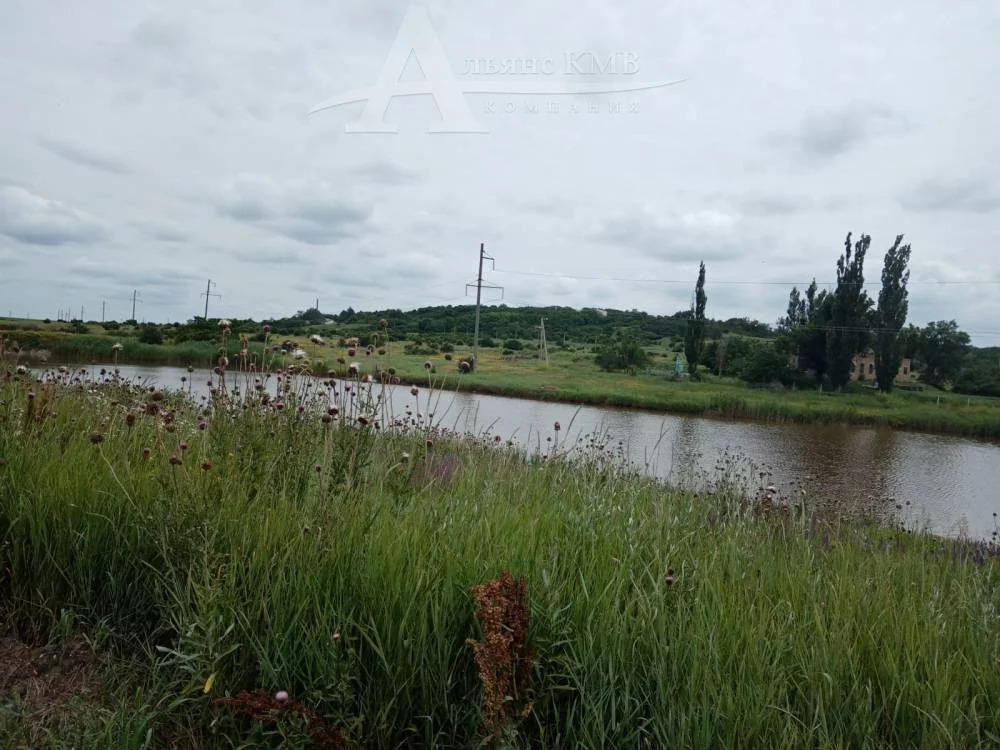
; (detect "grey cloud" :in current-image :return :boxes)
[0,186,106,246]
[62,257,201,288]
[130,17,189,51]
[216,176,372,245]
[353,160,422,186]
[592,208,744,263]
[735,194,812,216]
[899,177,1000,213]
[39,137,133,176]
[133,221,189,242]
[774,105,907,160]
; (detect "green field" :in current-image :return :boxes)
[1,369,998,748]
[4,320,1000,439]
[297,342,1000,440]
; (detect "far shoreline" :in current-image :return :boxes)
[22,356,1000,442]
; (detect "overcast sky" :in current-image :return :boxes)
[1,1,998,343]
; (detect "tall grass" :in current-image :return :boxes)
[0,368,997,748]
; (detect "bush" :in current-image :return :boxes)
[594,337,650,374]
[738,341,790,385]
[953,362,1000,397]
[503,339,523,351]
[138,325,164,345]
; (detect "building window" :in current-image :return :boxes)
[903,366,908,375]
[869,363,874,374]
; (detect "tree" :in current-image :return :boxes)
[738,340,790,384]
[916,321,971,387]
[778,278,832,380]
[684,262,707,378]
[954,359,1000,397]
[874,235,911,392]
[827,233,873,388]
[594,335,650,374]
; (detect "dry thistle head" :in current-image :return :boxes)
[423,360,432,370]
[89,432,104,444]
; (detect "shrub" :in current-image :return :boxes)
[138,325,164,345]
[595,337,650,374]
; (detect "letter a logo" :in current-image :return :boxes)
[311,6,487,133]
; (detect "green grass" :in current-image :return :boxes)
[1,369,997,748]
[303,342,1000,439]
[7,326,1000,437]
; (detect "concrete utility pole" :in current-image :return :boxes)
[201,279,221,320]
[101,300,106,322]
[130,290,143,322]
[466,243,503,371]
[538,317,549,366]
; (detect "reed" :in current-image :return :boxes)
[0,368,997,748]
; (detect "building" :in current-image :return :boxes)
[850,353,912,384]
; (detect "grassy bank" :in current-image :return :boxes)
[298,345,1000,440]
[1,370,997,748]
[0,329,268,367]
[6,325,1000,438]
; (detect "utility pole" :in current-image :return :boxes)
[101,300,107,322]
[465,243,503,371]
[80,305,84,321]
[201,279,221,320]
[538,317,549,366]
[130,290,142,322]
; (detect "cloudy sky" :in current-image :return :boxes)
[1,0,998,343]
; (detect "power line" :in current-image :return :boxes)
[492,268,1000,287]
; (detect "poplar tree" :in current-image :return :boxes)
[684,261,707,377]
[827,233,873,389]
[874,235,911,392]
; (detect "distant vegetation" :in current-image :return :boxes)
[1,229,998,398]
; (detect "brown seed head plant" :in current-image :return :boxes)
[466,571,533,746]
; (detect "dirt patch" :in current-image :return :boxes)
[0,635,103,723]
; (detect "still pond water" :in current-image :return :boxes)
[85,364,999,541]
